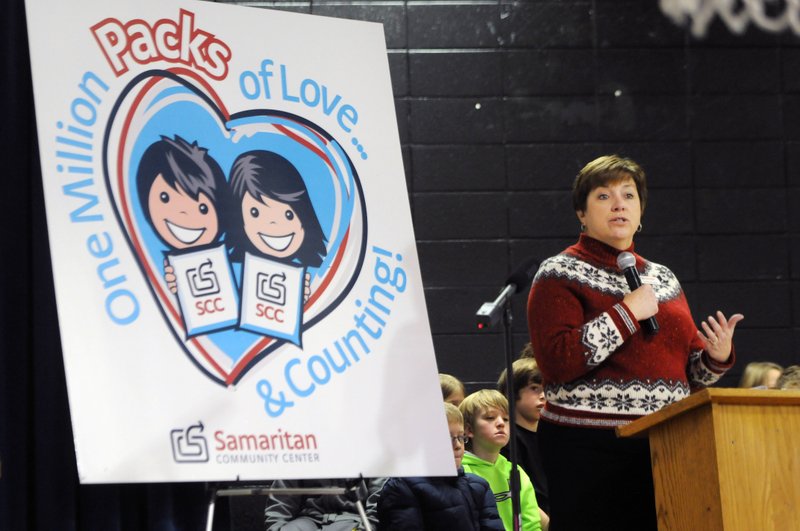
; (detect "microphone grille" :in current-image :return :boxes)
[506,256,541,293]
[616,251,636,270]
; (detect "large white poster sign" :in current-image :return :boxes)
[25,0,452,483]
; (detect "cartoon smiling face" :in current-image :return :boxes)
[242,193,305,259]
[147,174,219,249]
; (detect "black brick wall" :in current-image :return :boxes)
[222,0,800,391]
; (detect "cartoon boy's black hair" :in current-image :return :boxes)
[136,135,229,236]
[228,150,327,267]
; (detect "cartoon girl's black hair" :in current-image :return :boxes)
[228,150,327,267]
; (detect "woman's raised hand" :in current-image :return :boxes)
[698,311,744,363]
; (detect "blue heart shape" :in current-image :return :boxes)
[103,69,367,386]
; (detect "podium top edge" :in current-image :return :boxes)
[616,387,800,438]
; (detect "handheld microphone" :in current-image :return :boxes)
[476,257,540,329]
[616,251,659,335]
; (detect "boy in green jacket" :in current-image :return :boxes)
[460,389,542,531]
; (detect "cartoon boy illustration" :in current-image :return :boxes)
[227,150,327,339]
[136,135,240,338]
[137,135,228,251]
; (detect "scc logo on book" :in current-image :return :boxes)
[170,421,209,463]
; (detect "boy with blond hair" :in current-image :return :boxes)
[460,390,542,531]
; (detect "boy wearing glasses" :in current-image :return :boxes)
[378,403,504,530]
[460,390,542,531]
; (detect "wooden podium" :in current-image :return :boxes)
[616,388,800,531]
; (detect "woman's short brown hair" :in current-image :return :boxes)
[572,155,647,214]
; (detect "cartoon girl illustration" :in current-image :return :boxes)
[137,135,229,250]
[227,150,327,268]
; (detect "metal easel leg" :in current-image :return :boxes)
[355,497,372,531]
[205,487,217,531]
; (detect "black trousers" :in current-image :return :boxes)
[538,420,658,531]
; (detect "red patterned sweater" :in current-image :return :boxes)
[527,235,734,429]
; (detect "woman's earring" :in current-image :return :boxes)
[580,224,586,232]
[637,224,643,233]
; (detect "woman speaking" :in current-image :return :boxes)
[527,155,743,531]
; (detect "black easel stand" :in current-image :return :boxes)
[476,294,522,531]
[205,477,373,531]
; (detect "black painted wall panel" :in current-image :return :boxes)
[695,189,786,233]
[783,95,800,139]
[387,52,408,97]
[506,144,595,190]
[409,51,503,97]
[425,286,500,334]
[393,97,410,144]
[692,281,792,328]
[407,4,501,48]
[595,0,686,48]
[505,50,595,96]
[639,188,695,234]
[417,240,508,287]
[502,2,593,49]
[601,142,693,187]
[510,238,576,270]
[694,141,784,187]
[636,235,697,282]
[224,0,800,396]
[597,94,688,141]
[505,96,597,142]
[508,191,575,238]
[731,328,795,370]
[793,283,800,322]
[596,50,687,95]
[696,235,789,280]
[311,3,407,48]
[413,192,507,239]
[693,18,780,47]
[786,143,800,184]
[413,145,506,191]
[781,49,800,92]
[410,98,504,144]
[789,190,800,232]
[433,333,505,386]
[692,94,782,139]
[689,49,781,93]
[790,235,800,279]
